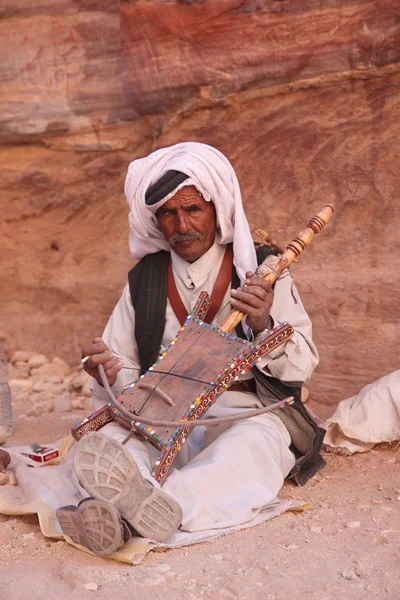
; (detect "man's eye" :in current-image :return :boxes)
[187,206,200,212]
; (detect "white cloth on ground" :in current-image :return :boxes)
[0,434,301,565]
[124,141,257,284]
[323,369,400,454]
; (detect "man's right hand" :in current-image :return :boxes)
[81,337,124,387]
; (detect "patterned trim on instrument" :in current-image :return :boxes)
[192,291,211,321]
[72,405,114,441]
[152,321,294,483]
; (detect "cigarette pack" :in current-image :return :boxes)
[21,447,60,464]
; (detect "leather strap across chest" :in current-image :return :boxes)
[167,243,233,326]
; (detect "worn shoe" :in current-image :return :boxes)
[73,431,183,542]
[56,497,124,556]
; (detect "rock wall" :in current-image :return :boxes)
[1,0,399,404]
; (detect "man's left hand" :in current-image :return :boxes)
[230,271,274,335]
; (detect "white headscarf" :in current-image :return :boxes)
[124,141,257,283]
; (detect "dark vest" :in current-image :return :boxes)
[128,245,325,485]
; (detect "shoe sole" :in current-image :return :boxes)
[56,498,124,557]
[74,432,183,542]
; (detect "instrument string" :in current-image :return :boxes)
[121,366,215,386]
[213,299,232,324]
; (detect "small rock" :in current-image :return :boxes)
[354,561,367,578]
[152,562,172,573]
[341,570,358,580]
[52,357,71,377]
[235,567,251,575]
[31,389,58,404]
[45,375,64,384]
[53,394,72,413]
[357,503,370,512]
[84,583,98,591]
[28,354,50,369]
[27,401,54,417]
[285,543,298,550]
[70,370,90,390]
[143,576,164,586]
[10,350,36,364]
[82,378,92,398]
[211,553,224,561]
[345,521,361,529]
[185,579,197,591]
[219,589,237,599]
[9,379,34,391]
[310,526,321,533]
[32,380,64,392]
[376,533,390,544]
[71,396,89,410]
[63,373,75,385]
[9,362,30,380]
[32,363,67,379]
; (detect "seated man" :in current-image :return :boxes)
[56,142,324,556]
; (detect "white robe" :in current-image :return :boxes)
[91,240,319,532]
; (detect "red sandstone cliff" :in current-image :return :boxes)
[1,0,399,404]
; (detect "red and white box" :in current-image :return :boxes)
[21,447,60,464]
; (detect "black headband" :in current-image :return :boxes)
[145,170,189,206]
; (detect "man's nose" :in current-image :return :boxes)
[176,212,190,233]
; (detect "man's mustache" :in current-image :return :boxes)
[169,231,203,246]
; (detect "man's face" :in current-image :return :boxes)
[156,185,216,263]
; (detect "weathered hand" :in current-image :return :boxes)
[81,337,123,386]
[0,449,10,474]
[230,271,274,335]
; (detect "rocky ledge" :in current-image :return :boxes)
[8,350,92,417]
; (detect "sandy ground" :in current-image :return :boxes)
[1,397,399,600]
